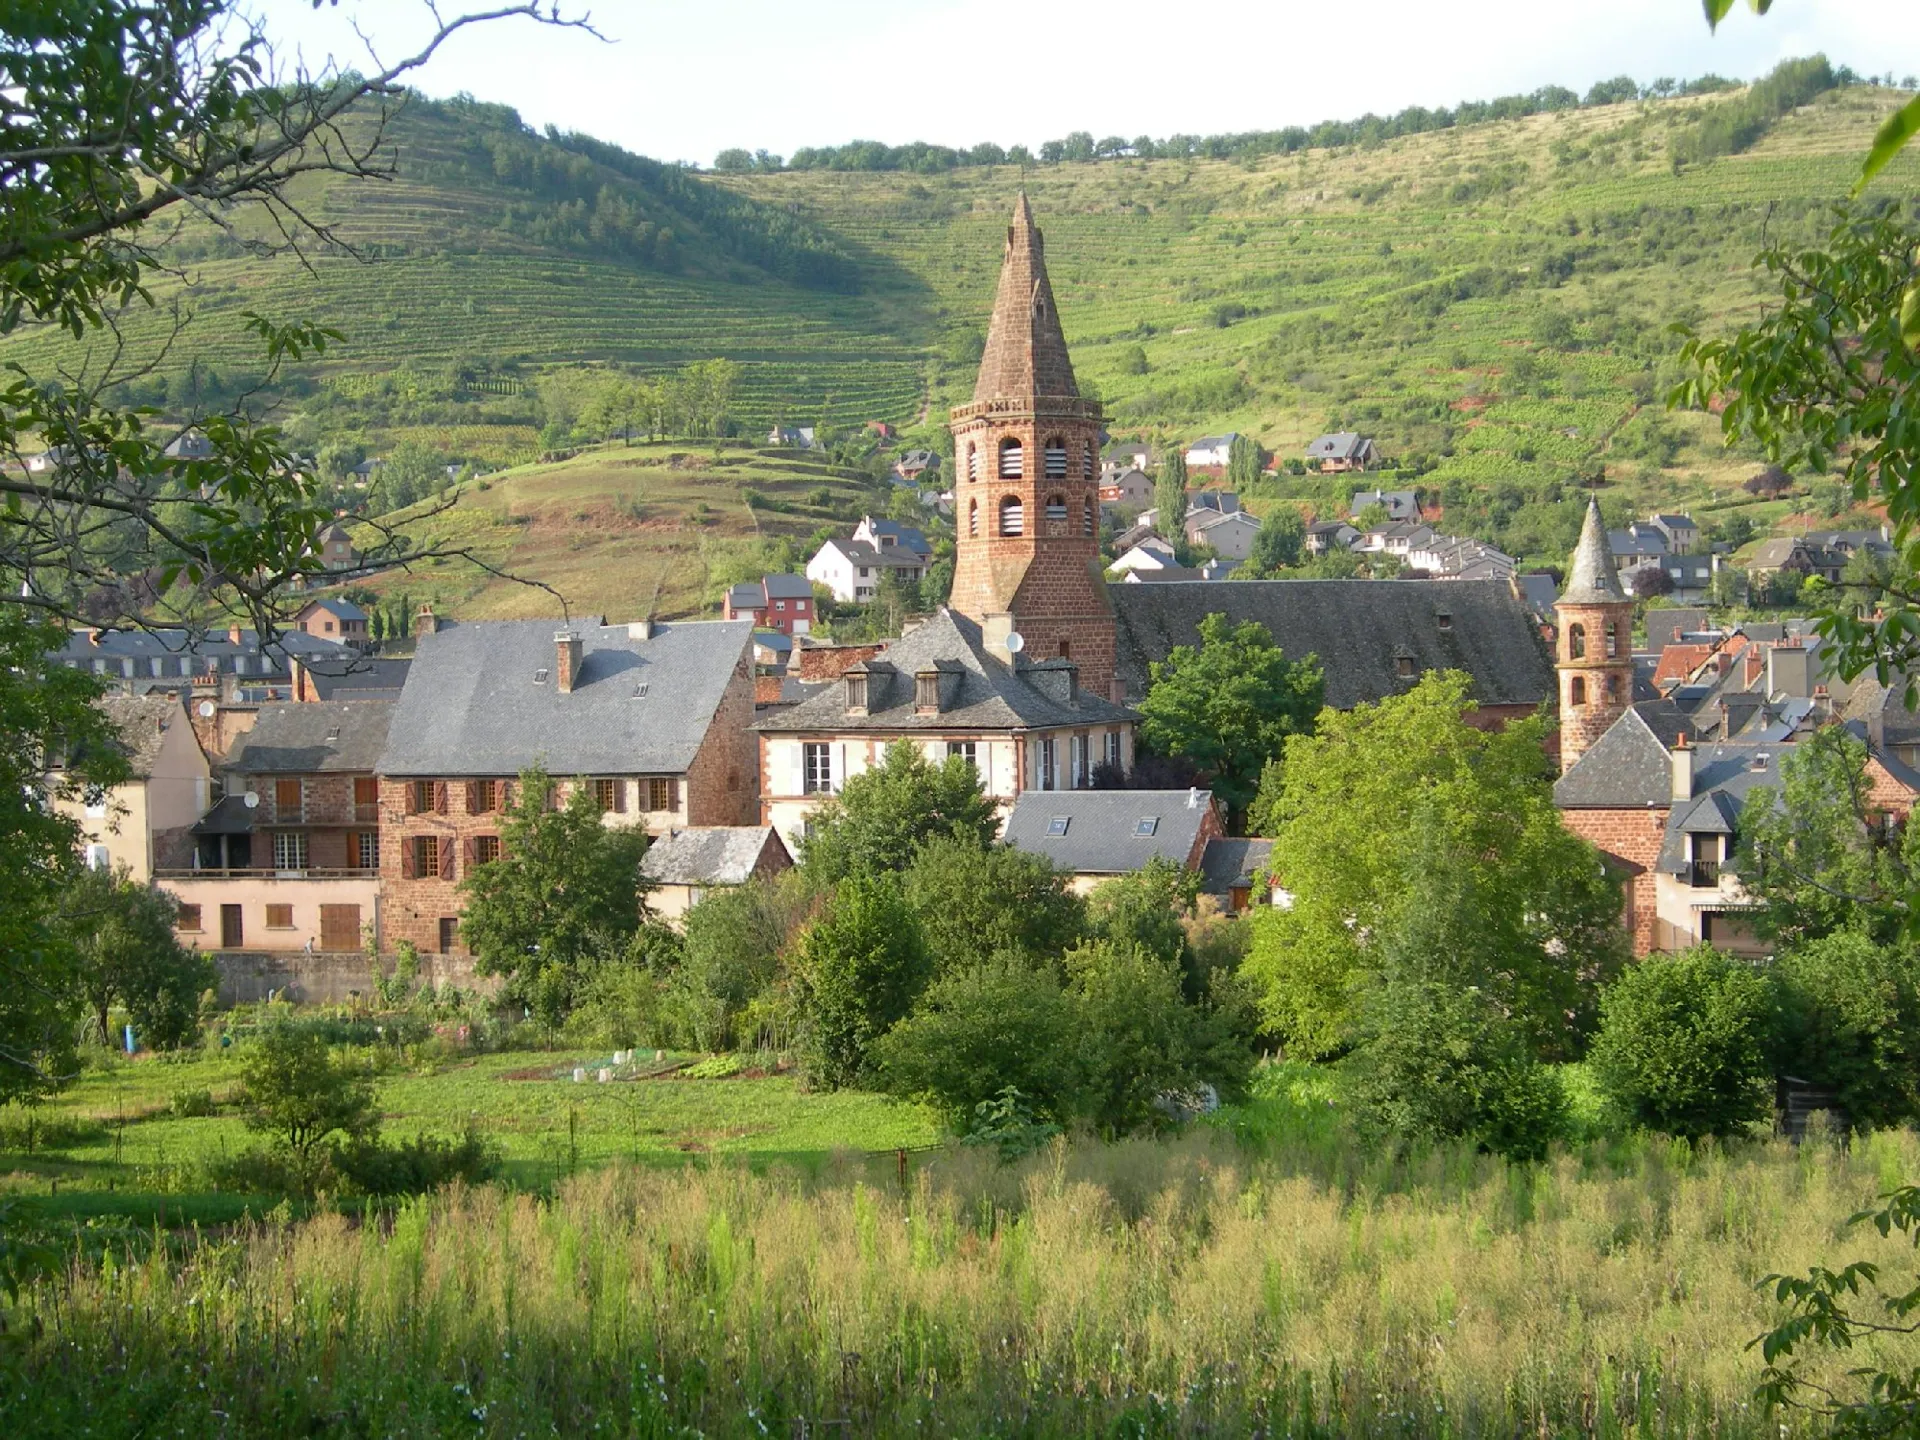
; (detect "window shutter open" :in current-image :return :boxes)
[499,778,513,811]
[461,836,475,871]
[668,778,680,813]
[434,781,448,814]
[465,780,479,813]
[613,779,627,813]
[401,839,417,879]
[440,839,456,881]
[403,784,417,816]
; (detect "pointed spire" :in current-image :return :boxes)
[1561,498,1627,605]
[972,193,1079,403]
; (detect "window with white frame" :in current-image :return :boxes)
[802,743,834,795]
[1070,733,1089,789]
[1038,737,1056,791]
[1104,731,1122,769]
[946,740,977,769]
[273,831,308,870]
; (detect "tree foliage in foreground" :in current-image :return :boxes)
[57,866,213,1050]
[798,741,998,883]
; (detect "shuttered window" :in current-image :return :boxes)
[999,497,1023,536]
[998,438,1023,478]
[274,778,302,823]
[1043,440,1067,478]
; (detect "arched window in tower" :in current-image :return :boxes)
[1568,623,1586,659]
[1043,437,1068,478]
[1082,497,1095,536]
[968,498,979,537]
[1606,673,1620,703]
[1044,493,1068,527]
[998,437,1024,479]
[1081,440,1095,478]
[1605,620,1619,658]
[967,445,980,483]
[1570,676,1587,706]
[999,495,1024,536]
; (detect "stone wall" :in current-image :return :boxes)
[1560,805,1670,956]
[212,949,501,1006]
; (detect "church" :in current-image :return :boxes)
[755,196,1553,841]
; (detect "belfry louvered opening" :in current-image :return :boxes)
[998,438,1024,479]
[1043,438,1068,478]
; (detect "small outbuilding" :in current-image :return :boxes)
[640,825,793,924]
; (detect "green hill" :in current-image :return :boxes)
[9,76,1918,617]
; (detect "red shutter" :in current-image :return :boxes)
[612,779,627,814]
[433,781,448,814]
[461,836,475,871]
[440,838,456,881]
[401,838,417,879]
[465,780,479,813]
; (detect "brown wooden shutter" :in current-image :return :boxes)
[498,778,512,811]
[461,836,475,872]
[401,838,417,878]
[612,779,627,814]
[403,783,418,816]
[433,781,448,814]
[440,838,456,881]
[669,778,680,813]
[465,780,479,813]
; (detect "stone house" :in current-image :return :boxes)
[375,617,758,955]
[56,693,211,882]
[1001,787,1223,895]
[294,597,368,643]
[1308,433,1377,471]
[640,825,792,925]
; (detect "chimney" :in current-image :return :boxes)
[83,627,101,646]
[415,603,438,636]
[288,656,309,703]
[1671,733,1694,803]
[1186,786,1200,810]
[228,624,244,645]
[981,612,1021,668]
[628,617,654,641]
[555,630,582,694]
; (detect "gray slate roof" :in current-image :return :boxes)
[1309,432,1372,460]
[98,695,192,777]
[756,608,1132,734]
[305,657,411,700]
[1002,789,1214,875]
[1646,608,1711,649]
[1655,743,1786,875]
[1553,701,1695,808]
[1109,577,1553,707]
[1199,836,1272,896]
[304,597,367,621]
[50,626,355,681]
[641,826,789,886]
[1562,500,1628,605]
[380,618,751,777]
[228,700,394,774]
[763,573,813,599]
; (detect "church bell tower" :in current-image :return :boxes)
[949,194,1116,697]
[1556,498,1634,770]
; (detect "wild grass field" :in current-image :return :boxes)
[2,1062,1916,1437]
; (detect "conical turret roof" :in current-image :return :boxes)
[1560,498,1628,606]
[972,193,1079,403]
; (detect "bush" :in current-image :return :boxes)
[240,1025,379,1160]
[332,1129,499,1195]
[1770,932,1920,1130]
[169,1086,218,1118]
[1341,980,1568,1161]
[872,958,1082,1126]
[903,837,1084,974]
[794,874,929,1087]
[1588,948,1774,1138]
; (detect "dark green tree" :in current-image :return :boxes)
[1136,613,1324,823]
[1155,450,1189,537]
[1226,435,1264,491]
[902,835,1084,974]
[1770,931,1920,1130]
[1242,507,1306,576]
[1085,856,1198,975]
[793,874,929,1087]
[57,867,213,1049]
[664,881,795,1050]
[459,767,651,1014]
[799,740,998,883]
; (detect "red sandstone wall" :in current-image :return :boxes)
[1560,806,1669,956]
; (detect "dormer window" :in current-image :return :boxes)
[845,674,868,712]
[1044,439,1068,478]
[1436,611,1453,631]
[998,438,1024,479]
[915,673,940,711]
[1396,655,1417,678]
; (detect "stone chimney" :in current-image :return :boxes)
[1671,733,1694,803]
[628,617,654,641]
[289,656,310,703]
[415,603,438,636]
[227,624,244,645]
[981,612,1021,668]
[555,630,583,694]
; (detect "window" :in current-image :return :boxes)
[647,777,678,812]
[469,779,498,814]
[354,831,379,869]
[1044,493,1067,524]
[967,444,980,482]
[1568,623,1586,659]
[1104,731,1122,769]
[85,844,110,870]
[946,740,977,768]
[802,743,833,795]
[774,600,786,612]
[474,834,502,866]
[273,832,308,870]
[1083,498,1095,536]
[916,673,940,710]
[1043,439,1068,478]
[415,835,440,878]
[1058,639,1071,659]
[1046,815,1070,836]
[411,779,435,814]
[1071,734,1090,788]
[353,776,379,820]
[1605,673,1621,703]
[1437,611,1453,631]
[1081,440,1095,478]
[265,904,294,930]
[968,499,979,537]
[177,903,202,932]
[438,917,460,955]
[999,496,1024,536]
[1570,676,1587,706]
[594,777,625,812]
[1396,655,1417,678]
[998,437,1023,479]
[1605,620,1618,658]
[845,674,868,711]
[1135,816,1159,837]
[275,777,303,823]
[1038,737,1056,791]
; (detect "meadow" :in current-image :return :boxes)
[1,1060,1916,1437]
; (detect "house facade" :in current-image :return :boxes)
[1187,510,1261,560]
[725,574,815,634]
[1184,434,1238,470]
[375,617,758,954]
[806,539,927,604]
[640,825,793,925]
[295,597,368,643]
[57,694,211,882]
[1309,433,1377,471]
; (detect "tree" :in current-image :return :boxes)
[1085,857,1199,975]
[57,867,213,1049]
[1587,947,1775,1139]
[871,959,1083,1127]
[1243,508,1306,576]
[1738,725,1918,947]
[1155,450,1189,537]
[798,741,998,883]
[1244,672,1621,1057]
[902,836,1085,974]
[241,1024,379,1161]
[458,767,651,1014]
[665,880,796,1050]
[1627,564,1675,599]
[793,873,929,1087]
[0,1,583,639]
[1226,435,1265,491]
[1771,931,1920,1131]
[1136,614,1324,824]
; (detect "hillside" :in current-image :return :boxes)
[9,77,1919,615]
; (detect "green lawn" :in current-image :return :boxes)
[0,1047,938,1221]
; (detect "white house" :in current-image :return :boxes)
[1110,538,1180,574]
[806,538,927,604]
[1184,434,1239,470]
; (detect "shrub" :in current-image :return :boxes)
[903,836,1084,974]
[872,958,1082,1126]
[794,874,929,1087]
[1770,932,1920,1129]
[332,1129,499,1195]
[240,1025,379,1160]
[959,1087,1061,1161]
[1588,948,1774,1139]
[169,1086,218,1118]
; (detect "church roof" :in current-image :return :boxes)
[973,193,1080,403]
[1561,499,1628,606]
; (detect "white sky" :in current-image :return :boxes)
[249,0,1920,167]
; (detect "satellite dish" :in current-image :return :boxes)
[242,791,259,809]
[1004,631,1025,654]
[197,700,216,718]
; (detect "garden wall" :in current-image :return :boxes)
[212,950,502,1006]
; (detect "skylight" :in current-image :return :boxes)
[1046,815,1069,836]
[534,668,549,684]
[1135,816,1158,837]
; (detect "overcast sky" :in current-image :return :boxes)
[250,0,1920,166]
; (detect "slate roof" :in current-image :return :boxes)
[380,618,751,777]
[1561,499,1628,605]
[641,826,789,887]
[755,607,1132,733]
[856,517,932,556]
[1109,577,1554,707]
[228,700,394,774]
[1309,432,1372,461]
[1121,566,1205,583]
[1646,608,1711,649]
[726,582,765,609]
[49,626,355,682]
[1553,701,1695,808]
[191,794,256,836]
[1199,837,1273,896]
[763,573,813,599]
[1002,789,1214,875]
[1519,571,1559,619]
[974,193,1079,402]
[97,695,191,778]
[303,597,367,621]
[1351,488,1418,519]
[304,657,412,701]
[1655,743,1786,876]
[1841,676,1920,748]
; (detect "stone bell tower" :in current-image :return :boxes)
[1556,498,1634,770]
[948,193,1116,697]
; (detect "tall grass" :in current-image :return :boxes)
[5,1124,1917,1436]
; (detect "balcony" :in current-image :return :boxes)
[156,867,379,880]
[1689,859,1721,888]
